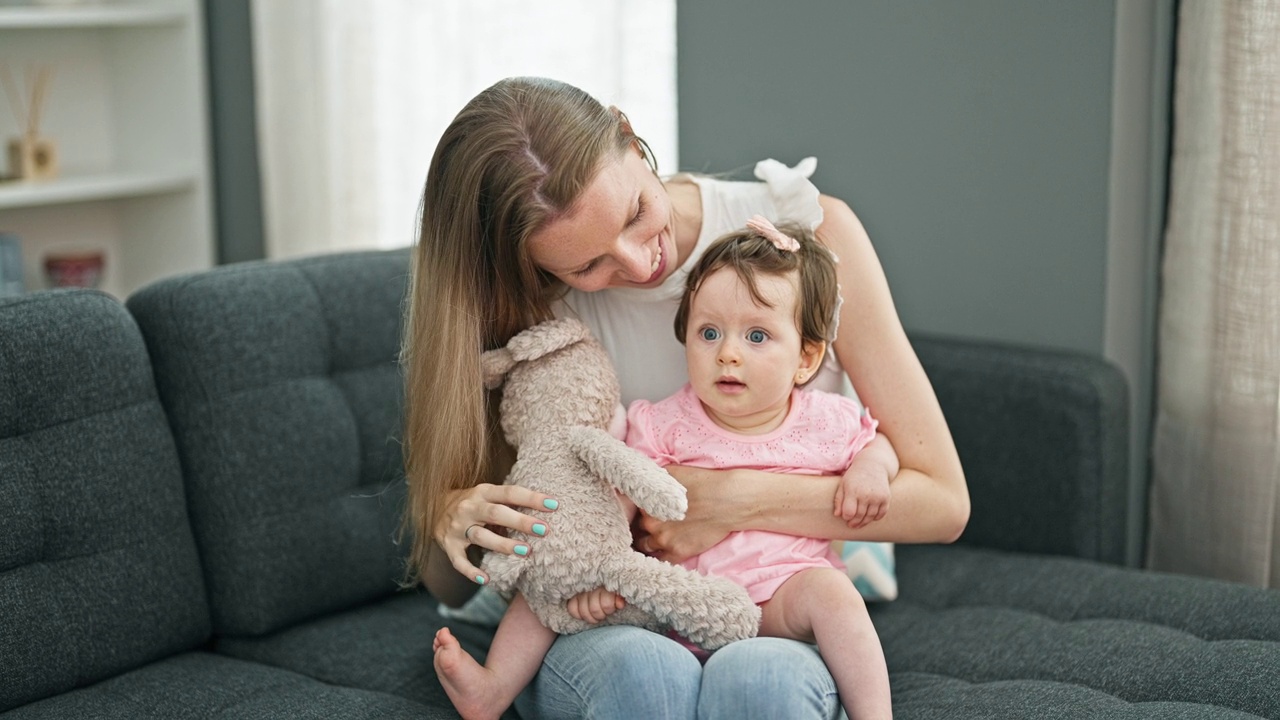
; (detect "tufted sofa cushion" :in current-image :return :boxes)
[876,545,1280,718]
[127,250,411,637]
[0,291,210,712]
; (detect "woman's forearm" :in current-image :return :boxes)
[718,466,968,544]
[425,540,481,608]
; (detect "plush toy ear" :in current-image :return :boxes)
[481,347,516,389]
[506,318,593,363]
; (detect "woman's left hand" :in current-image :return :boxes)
[634,465,732,563]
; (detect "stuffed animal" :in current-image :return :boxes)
[480,317,760,650]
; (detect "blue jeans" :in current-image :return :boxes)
[514,625,843,719]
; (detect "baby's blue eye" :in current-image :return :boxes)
[747,329,768,344]
[700,327,720,341]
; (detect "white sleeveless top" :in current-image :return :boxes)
[557,157,853,406]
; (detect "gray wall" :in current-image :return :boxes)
[677,0,1173,566]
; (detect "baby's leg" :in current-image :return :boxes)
[759,568,893,719]
[433,592,554,720]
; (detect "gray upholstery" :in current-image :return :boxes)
[127,251,410,637]
[3,250,1277,718]
[914,335,1130,564]
[0,291,210,712]
[876,545,1280,718]
[4,653,436,720]
[215,590,508,715]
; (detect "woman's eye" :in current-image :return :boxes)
[747,330,768,344]
[628,196,647,227]
[572,259,601,277]
[700,327,720,341]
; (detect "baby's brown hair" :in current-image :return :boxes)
[674,220,840,358]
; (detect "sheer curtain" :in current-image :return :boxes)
[250,1,677,259]
[1148,0,1279,588]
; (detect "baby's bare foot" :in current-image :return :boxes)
[433,627,511,720]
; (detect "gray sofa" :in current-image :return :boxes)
[2,248,1277,719]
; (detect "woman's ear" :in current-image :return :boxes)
[609,105,646,157]
[796,340,827,386]
[608,105,634,136]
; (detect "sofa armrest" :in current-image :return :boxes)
[910,334,1130,565]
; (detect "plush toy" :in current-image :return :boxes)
[480,317,760,650]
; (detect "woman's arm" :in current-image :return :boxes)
[640,196,969,563]
[814,194,968,538]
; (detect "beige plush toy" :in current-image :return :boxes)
[480,317,760,650]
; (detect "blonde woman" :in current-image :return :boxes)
[403,76,968,719]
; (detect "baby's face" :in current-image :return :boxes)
[683,267,820,435]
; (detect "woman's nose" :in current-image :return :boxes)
[615,243,651,282]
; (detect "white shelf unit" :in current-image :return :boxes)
[0,0,214,299]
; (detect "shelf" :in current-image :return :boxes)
[0,171,195,209]
[0,5,186,29]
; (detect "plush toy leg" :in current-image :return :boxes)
[602,553,760,650]
[480,549,525,594]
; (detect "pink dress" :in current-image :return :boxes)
[626,384,878,604]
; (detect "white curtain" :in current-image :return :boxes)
[1148,0,1280,588]
[250,1,678,259]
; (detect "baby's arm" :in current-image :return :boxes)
[834,432,899,529]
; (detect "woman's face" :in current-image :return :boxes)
[526,147,676,292]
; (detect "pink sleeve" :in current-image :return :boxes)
[625,400,674,467]
[842,398,880,460]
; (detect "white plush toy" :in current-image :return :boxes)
[480,317,760,650]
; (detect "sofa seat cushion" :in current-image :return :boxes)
[876,546,1280,717]
[2,652,435,719]
[214,590,511,716]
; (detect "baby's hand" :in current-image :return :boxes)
[835,432,898,528]
[834,467,890,528]
[566,587,625,624]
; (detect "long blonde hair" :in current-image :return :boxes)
[401,77,650,585]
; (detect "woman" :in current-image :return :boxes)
[402,76,968,719]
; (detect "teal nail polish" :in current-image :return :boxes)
[543,499,559,510]
[475,575,486,585]
[532,523,547,537]
[514,545,529,556]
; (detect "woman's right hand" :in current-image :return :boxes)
[434,483,559,585]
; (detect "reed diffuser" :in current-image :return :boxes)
[1,63,58,182]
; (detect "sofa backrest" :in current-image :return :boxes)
[913,334,1131,565]
[127,249,410,637]
[0,290,211,712]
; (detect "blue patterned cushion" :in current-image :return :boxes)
[832,540,897,601]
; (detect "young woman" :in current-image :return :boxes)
[403,76,968,719]
[433,218,899,719]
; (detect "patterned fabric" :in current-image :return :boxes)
[833,540,898,601]
[628,384,895,603]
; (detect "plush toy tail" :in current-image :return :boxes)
[604,553,760,651]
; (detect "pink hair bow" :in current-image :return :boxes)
[746,215,800,252]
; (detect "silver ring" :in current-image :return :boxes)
[464,523,484,543]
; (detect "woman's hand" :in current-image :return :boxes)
[434,483,558,585]
[566,587,626,623]
[635,465,734,563]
